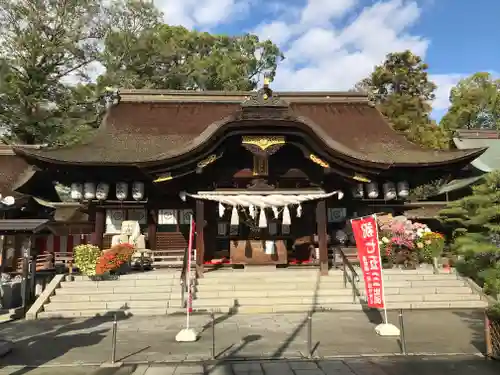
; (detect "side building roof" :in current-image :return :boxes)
[453,131,500,173]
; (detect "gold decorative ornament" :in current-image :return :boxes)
[197,154,217,169]
[352,174,371,183]
[309,154,330,168]
[241,136,285,151]
[252,155,269,176]
[153,173,173,183]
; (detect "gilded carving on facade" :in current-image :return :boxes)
[197,154,217,169]
[352,174,371,183]
[241,136,285,158]
[242,136,285,151]
[153,173,173,183]
[309,154,330,168]
[240,77,289,108]
[252,155,269,176]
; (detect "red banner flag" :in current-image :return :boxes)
[350,215,385,309]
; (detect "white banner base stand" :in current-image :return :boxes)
[375,323,400,336]
[175,328,198,342]
[175,215,198,343]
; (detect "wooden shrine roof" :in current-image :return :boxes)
[0,219,50,234]
[0,145,35,198]
[12,90,485,169]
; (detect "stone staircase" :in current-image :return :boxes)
[35,268,488,319]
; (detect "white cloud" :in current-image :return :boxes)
[253,21,293,46]
[430,73,465,111]
[259,0,431,92]
[154,0,250,28]
[74,0,468,115]
[300,0,358,26]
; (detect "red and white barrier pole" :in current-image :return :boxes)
[175,214,198,342]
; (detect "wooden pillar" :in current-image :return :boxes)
[20,236,31,312]
[92,209,105,249]
[0,235,6,274]
[316,199,328,275]
[147,209,157,250]
[195,200,205,277]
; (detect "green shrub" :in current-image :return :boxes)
[487,302,500,321]
[456,250,500,296]
[73,244,102,276]
[479,264,500,297]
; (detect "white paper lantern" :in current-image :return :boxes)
[397,181,410,198]
[70,183,83,201]
[83,182,96,200]
[382,182,397,200]
[132,181,145,201]
[351,183,364,198]
[115,182,128,200]
[96,183,110,200]
[366,182,379,199]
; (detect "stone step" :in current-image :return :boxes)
[50,292,179,302]
[51,284,477,304]
[59,279,179,288]
[384,300,488,309]
[38,308,171,319]
[51,285,478,304]
[44,300,174,311]
[55,285,183,295]
[53,281,468,296]
[194,289,355,298]
[70,272,182,281]
[62,272,458,285]
[37,299,488,319]
[200,271,456,281]
[152,260,184,266]
[45,296,363,311]
[193,280,466,290]
[191,299,488,313]
[201,286,474,297]
[384,293,482,303]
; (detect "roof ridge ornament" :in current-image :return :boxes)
[241,75,289,108]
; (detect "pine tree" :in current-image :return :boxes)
[439,171,500,295]
[439,171,500,254]
[356,50,451,149]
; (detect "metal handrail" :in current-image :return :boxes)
[432,256,440,274]
[333,246,360,303]
[179,246,190,307]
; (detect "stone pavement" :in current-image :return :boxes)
[0,309,486,369]
[2,357,500,375]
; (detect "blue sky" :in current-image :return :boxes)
[155,0,498,119]
[417,1,499,75]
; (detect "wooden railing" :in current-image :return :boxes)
[152,232,188,266]
[15,252,76,273]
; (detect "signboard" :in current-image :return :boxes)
[350,215,385,309]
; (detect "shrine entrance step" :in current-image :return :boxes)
[33,267,488,319]
[241,265,277,272]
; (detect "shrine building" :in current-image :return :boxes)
[11,82,486,276]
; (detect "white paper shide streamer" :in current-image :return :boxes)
[180,190,343,229]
